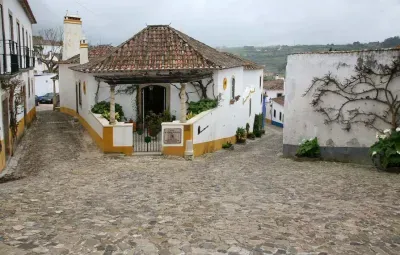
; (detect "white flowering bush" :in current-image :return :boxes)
[296,137,320,158]
[370,128,400,170]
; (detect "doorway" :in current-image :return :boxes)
[2,98,10,160]
[142,85,166,115]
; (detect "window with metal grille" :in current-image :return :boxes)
[231,77,235,100]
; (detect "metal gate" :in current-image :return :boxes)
[132,87,162,153]
[133,128,162,152]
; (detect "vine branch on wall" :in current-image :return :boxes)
[303,55,400,132]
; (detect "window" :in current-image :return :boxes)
[28,78,30,97]
[249,98,251,117]
[17,22,21,66]
[9,13,13,41]
[261,94,263,104]
[279,112,282,121]
[231,77,235,100]
[277,93,283,97]
[31,78,34,95]
[273,109,276,118]
[259,76,262,89]
[78,82,82,106]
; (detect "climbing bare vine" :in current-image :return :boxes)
[304,55,400,132]
[172,78,217,103]
[1,78,25,141]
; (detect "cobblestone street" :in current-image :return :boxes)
[0,110,400,255]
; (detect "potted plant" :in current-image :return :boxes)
[236,127,247,144]
[370,128,400,172]
[145,111,162,137]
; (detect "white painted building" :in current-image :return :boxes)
[58,16,263,157]
[284,49,400,163]
[267,96,284,127]
[34,73,58,97]
[0,0,36,173]
[263,79,284,102]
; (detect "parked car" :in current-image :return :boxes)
[38,93,57,104]
[35,95,39,106]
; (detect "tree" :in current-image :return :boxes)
[33,27,63,73]
[303,55,400,133]
[381,36,400,48]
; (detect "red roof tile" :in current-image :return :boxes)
[263,79,284,90]
[59,45,115,64]
[272,96,285,106]
[71,25,249,73]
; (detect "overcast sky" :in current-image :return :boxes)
[30,0,400,47]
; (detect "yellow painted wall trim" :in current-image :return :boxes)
[60,107,132,155]
[193,135,237,157]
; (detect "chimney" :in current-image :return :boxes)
[62,13,82,60]
[80,37,88,64]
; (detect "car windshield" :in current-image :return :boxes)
[43,93,54,97]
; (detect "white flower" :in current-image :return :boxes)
[384,129,391,134]
[309,138,313,141]
[372,151,377,156]
[397,151,400,155]
[397,127,400,132]
[379,134,387,139]
[376,133,380,139]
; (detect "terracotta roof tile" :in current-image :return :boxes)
[263,79,284,90]
[272,96,285,106]
[59,45,115,64]
[71,25,246,73]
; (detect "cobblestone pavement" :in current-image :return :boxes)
[0,111,400,255]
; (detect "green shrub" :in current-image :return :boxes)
[101,111,121,122]
[296,138,320,158]
[145,111,163,137]
[254,130,262,138]
[246,123,250,134]
[236,127,246,143]
[188,99,218,115]
[253,114,263,134]
[222,141,233,149]
[92,101,124,121]
[370,129,400,169]
[247,132,256,139]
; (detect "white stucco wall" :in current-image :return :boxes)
[62,18,82,60]
[192,67,263,144]
[284,49,400,150]
[34,74,59,96]
[59,64,77,111]
[264,89,284,102]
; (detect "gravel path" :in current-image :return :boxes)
[0,110,399,255]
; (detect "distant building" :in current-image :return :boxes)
[267,96,284,127]
[263,79,284,101]
[33,35,62,75]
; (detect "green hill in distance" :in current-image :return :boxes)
[219,36,400,76]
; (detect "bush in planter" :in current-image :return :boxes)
[101,110,121,122]
[188,99,218,115]
[296,137,320,158]
[254,130,262,138]
[247,132,256,140]
[92,101,124,120]
[370,128,400,171]
[236,127,247,143]
[145,111,162,137]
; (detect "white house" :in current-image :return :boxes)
[58,15,263,157]
[284,48,400,163]
[267,96,284,128]
[0,0,36,173]
[263,79,284,101]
